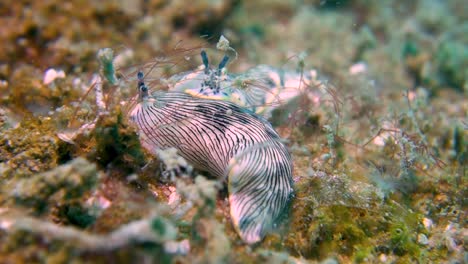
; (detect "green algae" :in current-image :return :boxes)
[434,40,467,91]
[90,109,147,174]
[280,167,462,262]
[97,48,119,85]
[60,204,96,228]
[285,172,382,259]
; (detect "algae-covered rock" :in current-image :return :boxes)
[3,157,100,214]
[0,117,58,180]
[0,213,178,257]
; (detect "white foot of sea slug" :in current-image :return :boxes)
[129,54,294,244]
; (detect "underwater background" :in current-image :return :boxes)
[0,0,466,263]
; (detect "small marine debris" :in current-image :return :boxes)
[0,80,8,88]
[422,217,433,230]
[166,186,180,208]
[155,147,193,181]
[417,233,429,245]
[43,68,66,85]
[216,35,238,60]
[442,222,463,253]
[216,35,231,52]
[164,239,190,255]
[348,62,367,75]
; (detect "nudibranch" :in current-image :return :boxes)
[129,52,294,244]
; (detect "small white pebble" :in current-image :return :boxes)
[423,217,433,230]
[126,174,138,182]
[407,90,417,101]
[114,49,134,68]
[0,220,13,229]
[349,62,367,75]
[85,194,111,210]
[379,254,387,262]
[43,68,66,85]
[57,132,76,144]
[418,233,429,245]
[164,239,190,255]
[167,187,181,207]
[72,78,82,87]
[0,80,8,88]
[309,69,317,79]
[216,35,230,51]
[373,134,389,146]
[320,153,331,161]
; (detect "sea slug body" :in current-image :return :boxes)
[130,62,294,243]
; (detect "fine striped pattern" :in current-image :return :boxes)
[130,91,294,244]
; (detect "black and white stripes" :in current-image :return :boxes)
[130,91,294,244]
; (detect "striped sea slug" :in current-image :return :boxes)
[129,51,304,244]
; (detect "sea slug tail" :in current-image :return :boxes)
[227,142,294,244]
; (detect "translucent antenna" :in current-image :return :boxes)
[137,71,148,99]
[201,50,209,73]
[137,71,144,81]
[218,55,230,70]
